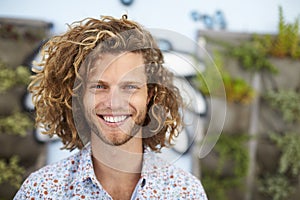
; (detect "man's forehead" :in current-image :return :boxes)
[86,52,147,81]
[90,52,144,68]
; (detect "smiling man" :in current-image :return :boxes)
[14,15,208,199]
[84,53,148,146]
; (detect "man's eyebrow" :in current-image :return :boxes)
[86,80,107,84]
[87,80,146,86]
[120,80,146,84]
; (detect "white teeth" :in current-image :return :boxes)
[103,116,127,123]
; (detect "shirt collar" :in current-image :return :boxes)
[75,145,166,183]
[76,144,97,183]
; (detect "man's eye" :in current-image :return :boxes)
[124,85,138,90]
[96,85,105,89]
[126,85,138,90]
[90,84,106,89]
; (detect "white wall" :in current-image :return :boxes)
[1,0,299,40]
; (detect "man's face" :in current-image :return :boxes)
[83,52,149,146]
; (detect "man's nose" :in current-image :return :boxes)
[102,87,128,109]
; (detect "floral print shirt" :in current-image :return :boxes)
[14,145,207,199]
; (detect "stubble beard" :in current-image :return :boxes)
[87,108,147,146]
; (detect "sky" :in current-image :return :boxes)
[0,0,299,40]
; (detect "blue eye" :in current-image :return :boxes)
[125,85,138,89]
[120,84,139,93]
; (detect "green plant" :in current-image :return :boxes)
[0,61,31,93]
[230,40,278,73]
[202,133,250,200]
[0,112,33,136]
[0,59,31,193]
[215,133,249,177]
[288,17,300,59]
[259,174,294,200]
[270,6,300,59]
[265,90,300,123]
[222,74,255,104]
[259,131,300,199]
[202,175,235,200]
[0,156,25,188]
[270,132,300,176]
[236,6,300,61]
[195,51,255,104]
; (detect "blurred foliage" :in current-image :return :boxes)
[270,132,300,176]
[258,132,300,199]
[197,5,300,200]
[214,133,249,177]
[0,61,31,93]
[259,174,294,200]
[0,59,32,193]
[243,6,300,60]
[202,133,249,200]
[255,7,300,197]
[0,156,25,189]
[229,39,278,73]
[0,111,33,137]
[270,6,300,59]
[195,51,255,104]
[259,86,300,198]
[265,90,300,123]
[205,6,299,77]
[202,175,236,200]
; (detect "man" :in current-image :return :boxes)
[14,15,207,199]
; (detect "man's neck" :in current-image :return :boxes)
[91,133,144,199]
[92,156,141,199]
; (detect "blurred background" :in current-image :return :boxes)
[0,0,300,199]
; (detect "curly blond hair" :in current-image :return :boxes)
[29,15,183,151]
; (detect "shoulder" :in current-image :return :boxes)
[164,160,205,195]
[143,151,201,185]
[14,147,90,199]
[142,152,207,199]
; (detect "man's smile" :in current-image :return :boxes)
[97,114,131,124]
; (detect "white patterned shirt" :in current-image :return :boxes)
[14,145,207,199]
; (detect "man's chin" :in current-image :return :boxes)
[103,135,134,146]
[91,128,135,146]
[88,116,145,146]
